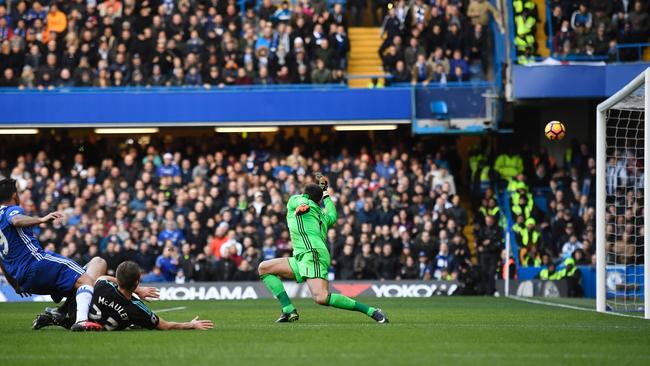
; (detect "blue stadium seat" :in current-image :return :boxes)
[430,101,449,120]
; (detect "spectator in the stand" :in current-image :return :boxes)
[156,245,179,282]
[404,37,425,70]
[444,23,465,58]
[390,60,411,84]
[157,153,180,177]
[476,215,502,295]
[628,1,650,37]
[417,251,433,280]
[561,234,583,259]
[134,243,157,274]
[377,244,400,280]
[467,0,502,28]
[410,53,433,86]
[433,243,455,280]
[571,3,593,31]
[311,58,331,84]
[335,244,356,280]
[400,255,419,279]
[428,47,450,76]
[159,221,185,248]
[354,243,379,279]
[449,50,469,80]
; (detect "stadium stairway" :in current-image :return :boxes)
[348,27,384,88]
[461,198,478,265]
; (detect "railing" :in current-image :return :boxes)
[498,188,520,266]
[0,80,497,93]
[391,81,496,88]
[239,0,347,20]
[0,84,351,94]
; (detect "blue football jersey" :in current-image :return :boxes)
[0,205,46,284]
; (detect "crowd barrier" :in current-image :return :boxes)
[0,83,497,127]
[512,63,650,98]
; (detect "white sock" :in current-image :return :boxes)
[75,285,94,323]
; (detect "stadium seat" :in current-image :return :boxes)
[430,101,449,120]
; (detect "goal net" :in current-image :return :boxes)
[597,67,650,318]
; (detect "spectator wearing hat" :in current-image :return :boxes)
[157,153,180,177]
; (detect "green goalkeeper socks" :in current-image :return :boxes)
[326,293,375,317]
[261,274,295,313]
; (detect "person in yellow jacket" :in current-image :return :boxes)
[563,257,583,297]
[521,244,542,267]
[494,150,523,181]
[46,3,67,34]
[538,262,563,280]
[511,215,526,235]
[478,197,500,224]
[517,218,540,265]
[511,190,533,219]
[513,0,537,17]
[507,173,528,192]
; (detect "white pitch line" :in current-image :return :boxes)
[509,296,643,319]
[154,306,188,313]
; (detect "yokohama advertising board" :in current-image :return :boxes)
[0,281,459,302]
[154,281,460,301]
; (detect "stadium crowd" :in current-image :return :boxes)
[516,0,650,64]
[469,140,599,296]
[0,132,491,294]
[379,0,501,85]
[0,0,351,88]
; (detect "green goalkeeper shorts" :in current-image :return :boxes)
[288,248,331,283]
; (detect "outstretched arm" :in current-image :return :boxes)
[322,193,337,227]
[157,316,214,331]
[315,173,337,227]
[10,211,63,228]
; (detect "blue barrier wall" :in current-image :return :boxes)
[0,84,497,127]
[0,87,413,126]
[513,63,650,99]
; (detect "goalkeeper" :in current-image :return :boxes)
[258,173,388,323]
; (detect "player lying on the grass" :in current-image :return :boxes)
[0,178,108,331]
[34,261,214,331]
[258,173,388,323]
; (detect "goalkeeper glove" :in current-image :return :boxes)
[315,172,328,192]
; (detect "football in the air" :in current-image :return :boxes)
[544,120,566,140]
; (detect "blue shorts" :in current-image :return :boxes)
[20,252,85,301]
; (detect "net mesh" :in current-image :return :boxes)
[604,83,646,313]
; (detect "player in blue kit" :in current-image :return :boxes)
[0,178,107,331]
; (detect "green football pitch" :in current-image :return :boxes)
[0,297,648,366]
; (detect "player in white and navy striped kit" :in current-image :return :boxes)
[0,178,107,331]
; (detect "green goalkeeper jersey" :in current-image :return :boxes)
[286,194,337,255]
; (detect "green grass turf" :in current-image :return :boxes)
[0,297,649,366]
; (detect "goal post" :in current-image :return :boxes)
[596,67,650,319]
